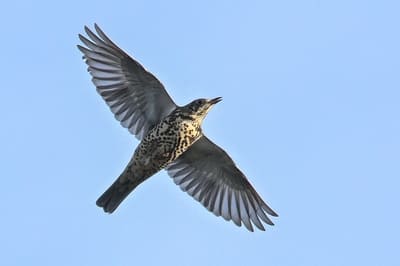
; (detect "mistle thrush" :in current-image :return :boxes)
[77,24,278,231]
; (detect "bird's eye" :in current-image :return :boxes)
[190,100,203,111]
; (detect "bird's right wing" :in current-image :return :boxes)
[166,136,278,232]
[78,24,177,140]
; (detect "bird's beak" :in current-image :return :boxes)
[208,97,222,105]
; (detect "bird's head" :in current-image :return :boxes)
[182,97,222,123]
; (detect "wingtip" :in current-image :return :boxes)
[76,45,88,59]
[84,25,93,36]
[269,209,279,217]
[261,202,279,217]
[252,219,266,231]
[258,226,265,231]
[94,23,105,37]
[78,33,88,43]
[94,23,101,32]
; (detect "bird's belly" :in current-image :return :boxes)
[131,137,176,177]
[130,120,200,178]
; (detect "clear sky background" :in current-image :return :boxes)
[1,1,399,265]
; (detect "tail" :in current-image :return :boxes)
[96,169,145,213]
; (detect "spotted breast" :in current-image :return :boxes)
[129,112,202,180]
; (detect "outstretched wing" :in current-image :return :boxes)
[166,136,278,232]
[78,24,177,139]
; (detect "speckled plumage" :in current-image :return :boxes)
[130,110,203,180]
[78,24,278,232]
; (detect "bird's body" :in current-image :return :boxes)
[97,105,207,212]
[78,24,278,231]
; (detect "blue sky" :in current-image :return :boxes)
[1,0,399,265]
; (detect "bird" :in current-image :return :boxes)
[77,24,278,232]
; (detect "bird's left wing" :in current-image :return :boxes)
[166,135,278,232]
[77,24,177,140]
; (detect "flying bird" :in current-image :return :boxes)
[77,24,278,231]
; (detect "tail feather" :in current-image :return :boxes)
[96,171,144,213]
